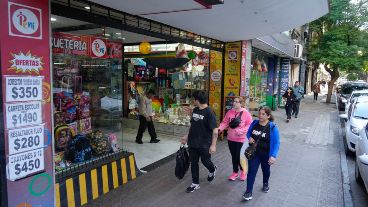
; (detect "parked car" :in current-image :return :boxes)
[344,89,368,114]
[336,81,368,111]
[355,123,368,193]
[340,96,368,154]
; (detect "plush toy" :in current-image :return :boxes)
[108,133,120,152]
[176,43,188,58]
[54,124,75,152]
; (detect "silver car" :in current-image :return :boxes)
[355,123,368,193]
[340,97,368,154]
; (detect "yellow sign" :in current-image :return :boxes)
[224,42,241,97]
[209,51,223,121]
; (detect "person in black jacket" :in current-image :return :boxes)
[181,91,218,193]
[282,87,296,123]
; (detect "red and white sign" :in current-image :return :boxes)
[8,2,42,39]
[9,51,44,74]
[91,38,107,58]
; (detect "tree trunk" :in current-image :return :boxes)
[311,62,319,91]
[325,65,339,103]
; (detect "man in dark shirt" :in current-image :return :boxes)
[181,91,218,193]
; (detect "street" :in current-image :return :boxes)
[84,94,368,207]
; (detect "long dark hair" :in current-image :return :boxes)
[259,106,274,122]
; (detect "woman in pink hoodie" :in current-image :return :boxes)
[217,97,253,181]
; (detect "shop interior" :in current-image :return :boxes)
[249,50,270,109]
[51,15,211,171]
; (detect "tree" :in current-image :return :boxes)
[307,0,368,103]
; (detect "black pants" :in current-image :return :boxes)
[228,140,243,173]
[285,104,292,119]
[313,92,318,100]
[189,147,216,184]
[292,100,301,116]
[136,115,157,141]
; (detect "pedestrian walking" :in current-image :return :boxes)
[292,81,304,118]
[313,81,321,101]
[135,90,160,144]
[217,97,253,181]
[242,106,280,201]
[180,91,218,193]
[282,87,296,122]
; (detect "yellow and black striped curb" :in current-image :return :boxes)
[56,154,138,207]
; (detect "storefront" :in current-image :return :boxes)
[47,1,223,205]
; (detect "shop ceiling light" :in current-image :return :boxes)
[84,6,90,10]
[116,33,121,35]
[50,17,57,22]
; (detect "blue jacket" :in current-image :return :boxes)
[246,120,280,158]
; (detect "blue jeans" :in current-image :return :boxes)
[246,152,270,193]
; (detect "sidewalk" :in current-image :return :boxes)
[86,95,344,207]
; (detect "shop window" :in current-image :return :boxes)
[249,53,269,109]
[124,46,210,127]
[52,16,124,173]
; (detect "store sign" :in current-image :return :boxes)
[6,76,43,102]
[9,51,44,74]
[209,51,223,121]
[5,101,42,129]
[224,42,241,98]
[8,2,42,39]
[52,36,87,51]
[91,38,107,58]
[280,58,290,96]
[8,148,44,181]
[1,0,54,206]
[8,125,44,155]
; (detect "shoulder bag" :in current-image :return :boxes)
[244,123,270,160]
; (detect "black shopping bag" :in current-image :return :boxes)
[175,145,190,179]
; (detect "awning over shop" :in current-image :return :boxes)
[90,0,329,41]
[252,33,296,57]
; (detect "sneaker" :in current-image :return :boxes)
[228,172,238,181]
[239,171,247,181]
[135,140,143,144]
[150,139,160,143]
[295,115,298,118]
[286,119,290,123]
[207,165,217,182]
[262,183,270,193]
[242,192,252,201]
[186,183,200,193]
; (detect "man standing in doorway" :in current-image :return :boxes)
[292,81,304,118]
[136,90,160,144]
[181,91,218,193]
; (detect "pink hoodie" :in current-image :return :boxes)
[219,108,253,143]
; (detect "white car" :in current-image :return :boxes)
[355,123,368,193]
[340,96,368,154]
[344,89,368,114]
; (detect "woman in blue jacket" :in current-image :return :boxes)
[243,106,280,201]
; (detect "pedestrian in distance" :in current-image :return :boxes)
[217,97,253,181]
[135,90,160,144]
[292,81,304,118]
[243,106,280,201]
[313,81,321,101]
[181,91,218,193]
[282,87,296,123]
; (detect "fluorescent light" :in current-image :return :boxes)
[104,34,111,37]
[116,33,121,35]
[50,17,56,22]
[84,6,90,10]
[122,37,126,40]
[53,63,66,65]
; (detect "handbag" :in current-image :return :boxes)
[244,124,269,160]
[175,145,190,179]
[229,111,243,129]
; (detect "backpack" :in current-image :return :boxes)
[65,134,92,163]
[54,124,76,152]
[89,130,111,156]
[175,145,190,179]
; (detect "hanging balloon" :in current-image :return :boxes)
[187,51,197,59]
[139,41,151,54]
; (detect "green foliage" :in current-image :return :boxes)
[308,0,368,73]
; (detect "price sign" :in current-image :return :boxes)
[8,148,44,181]
[5,76,43,102]
[8,125,44,155]
[5,101,42,129]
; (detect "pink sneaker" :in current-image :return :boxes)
[239,171,247,181]
[228,172,238,181]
